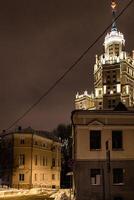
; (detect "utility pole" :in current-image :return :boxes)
[106,140,111,200]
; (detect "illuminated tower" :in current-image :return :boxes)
[75,0,134,110]
[94,0,134,109]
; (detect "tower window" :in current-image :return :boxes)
[90,130,101,150]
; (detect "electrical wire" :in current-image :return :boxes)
[5,0,134,131]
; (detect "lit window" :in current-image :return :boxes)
[90,169,101,185]
[117,84,121,93]
[112,131,123,149]
[90,130,101,150]
[19,174,24,181]
[113,168,124,184]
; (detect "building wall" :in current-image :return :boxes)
[0,131,61,189]
[72,110,134,200]
[74,160,134,200]
[76,126,134,160]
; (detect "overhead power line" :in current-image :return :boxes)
[5,0,134,131]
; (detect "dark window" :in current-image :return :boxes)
[112,131,123,149]
[52,174,55,180]
[19,174,24,181]
[35,155,38,165]
[35,173,37,181]
[90,169,101,185]
[43,156,45,166]
[19,154,25,165]
[114,197,123,200]
[90,130,101,150]
[113,168,124,184]
[20,137,25,144]
[52,158,56,167]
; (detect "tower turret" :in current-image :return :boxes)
[104,0,125,60]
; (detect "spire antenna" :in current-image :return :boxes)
[111,0,117,31]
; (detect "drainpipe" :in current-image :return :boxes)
[30,132,34,188]
[71,110,77,200]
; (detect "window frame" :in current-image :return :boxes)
[19,154,25,166]
[90,130,101,150]
[90,169,101,185]
[113,168,124,185]
[112,130,123,150]
[19,174,25,181]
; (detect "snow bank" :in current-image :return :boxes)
[0,187,74,200]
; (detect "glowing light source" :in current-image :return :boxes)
[111,1,117,10]
[117,84,121,93]
[103,86,106,94]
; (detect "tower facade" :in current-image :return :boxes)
[75,1,134,110]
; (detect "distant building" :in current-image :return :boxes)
[72,108,134,200]
[0,127,61,189]
[75,91,95,110]
[75,2,134,110]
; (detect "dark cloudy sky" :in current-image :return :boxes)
[0,0,133,132]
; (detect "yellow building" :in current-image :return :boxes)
[0,127,61,189]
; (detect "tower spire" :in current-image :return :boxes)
[111,0,117,31]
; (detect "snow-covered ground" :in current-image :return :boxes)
[0,187,74,200]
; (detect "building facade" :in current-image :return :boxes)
[73,2,134,200]
[0,127,61,189]
[72,109,134,200]
[75,1,134,110]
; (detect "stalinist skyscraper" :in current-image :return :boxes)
[75,0,134,110]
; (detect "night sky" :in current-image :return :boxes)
[0,0,133,132]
